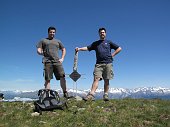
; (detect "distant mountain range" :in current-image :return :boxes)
[0,87,170,101]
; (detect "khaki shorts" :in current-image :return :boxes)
[44,62,65,80]
[93,63,114,80]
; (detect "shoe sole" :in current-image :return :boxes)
[103,98,109,101]
[83,98,95,101]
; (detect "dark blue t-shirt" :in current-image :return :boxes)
[87,40,120,64]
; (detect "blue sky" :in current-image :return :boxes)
[0,0,170,91]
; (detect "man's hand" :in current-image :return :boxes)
[37,48,44,56]
[75,47,79,52]
[111,47,122,57]
[59,58,64,63]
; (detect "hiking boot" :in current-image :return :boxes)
[103,93,109,101]
[83,93,95,101]
[63,92,69,99]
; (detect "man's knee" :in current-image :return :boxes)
[104,79,109,85]
[60,77,66,81]
[94,77,101,82]
[45,80,50,84]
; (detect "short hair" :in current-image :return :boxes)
[98,27,106,33]
[48,26,56,33]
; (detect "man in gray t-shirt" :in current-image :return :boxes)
[36,26,69,98]
[37,38,64,63]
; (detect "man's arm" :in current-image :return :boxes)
[37,48,43,56]
[112,47,122,57]
[75,47,88,52]
[59,48,66,63]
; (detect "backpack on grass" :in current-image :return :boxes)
[34,89,68,114]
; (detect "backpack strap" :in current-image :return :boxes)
[50,90,60,102]
[38,89,48,103]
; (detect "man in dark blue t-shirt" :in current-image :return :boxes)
[75,27,122,101]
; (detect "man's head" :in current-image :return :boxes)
[48,26,56,39]
[98,27,106,40]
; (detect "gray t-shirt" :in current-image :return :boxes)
[37,38,64,63]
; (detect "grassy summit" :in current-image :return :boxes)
[0,98,170,127]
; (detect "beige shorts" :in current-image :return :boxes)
[93,63,114,80]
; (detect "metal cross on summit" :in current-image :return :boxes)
[69,51,81,82]
[69,50,84,98]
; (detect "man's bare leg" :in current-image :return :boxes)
[60,77,67,93]
[104,79,109,93]
[90,77,100,95]
[44,80,50,89]
[103,79,109,101]
[83,77,100,101]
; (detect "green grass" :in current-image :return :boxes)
[0,98,170,127]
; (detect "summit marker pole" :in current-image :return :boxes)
[69,51,81,98]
